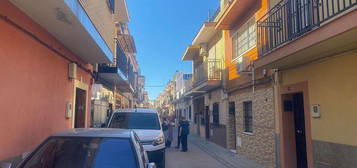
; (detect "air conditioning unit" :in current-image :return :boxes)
[221,90,228,100]
[199,44,208,56]
[236,56,252,73]
[68,63,77,80]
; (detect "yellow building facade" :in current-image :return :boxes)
[254,0,357,167]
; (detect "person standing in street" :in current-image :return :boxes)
[175,117,182,149]
[179,116,190,152]
[166,117,174,147]
[162,117,169,146]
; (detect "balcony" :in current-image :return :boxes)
[256,0,357,68]
[10,0,114,64]
[97,64,134,93]
[192,59,222,91]
[117,22,137,54]
[116,43,129,76]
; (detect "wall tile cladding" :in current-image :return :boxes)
[229,87,276,168]
[313,140,357,168]
[227,114,236,150]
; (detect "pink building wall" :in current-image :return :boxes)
[0,0,93,160]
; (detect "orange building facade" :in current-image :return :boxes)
[216,0,277,167]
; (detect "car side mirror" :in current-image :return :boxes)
[146,163,156,168]
[0,162,12,168]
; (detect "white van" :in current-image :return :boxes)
[107,108,166,168]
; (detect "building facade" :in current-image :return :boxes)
[154,1,357,167]
[215,0,277,167]
[173,72,193,122]
[181,14,228,148]
[255,0,357,167]
[0,0,124,162]
[157,81,176,117]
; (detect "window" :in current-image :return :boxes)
[189,106,192,120]
[109,113,160,130]
[212,103,219,125]
[229,102,235,115]
[107,0,115,13]
[232,16,256,61]
[243,101,253,133]
[22,137,137,168]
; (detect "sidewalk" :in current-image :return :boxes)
[188,134,263,168]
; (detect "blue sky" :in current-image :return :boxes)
[126,0,220,100]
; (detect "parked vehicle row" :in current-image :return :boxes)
[0,108,165,168]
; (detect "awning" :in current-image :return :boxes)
[215,0,258,30]
[182,45,200,61]
[10,0,114,64]
[192,22,217,45]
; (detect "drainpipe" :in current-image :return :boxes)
[252,63,255,95]
[273,69,281,168]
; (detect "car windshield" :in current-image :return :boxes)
[109,112,160,130]
[21,137,138,168]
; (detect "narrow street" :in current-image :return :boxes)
[1,0,356,167]
[166,141,226,168]
[165,129,263,168]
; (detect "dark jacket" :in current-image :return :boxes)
[180,120,190,136]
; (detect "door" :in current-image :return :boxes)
[205,106,210,139]
[293,93,308,168]
[74,88,86,128]
[229,102,236,150]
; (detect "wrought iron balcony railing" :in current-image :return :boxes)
[193,59,222,87]
[257,0,357,56]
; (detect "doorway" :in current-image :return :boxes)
[228,101,236,150]
[193,97,205,136]
[74,88,87,128]
[293,93,308,168]
[282,92,308,168]
[205,106,210,139]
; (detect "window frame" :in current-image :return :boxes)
[229,101,235,115]
[231,16,257,63]
[212,103,220,125]
[243,101,253,133]
[18,137,139,168]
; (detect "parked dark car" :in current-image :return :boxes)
[1,129,156,168]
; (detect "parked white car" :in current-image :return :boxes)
[107,108,166,168]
